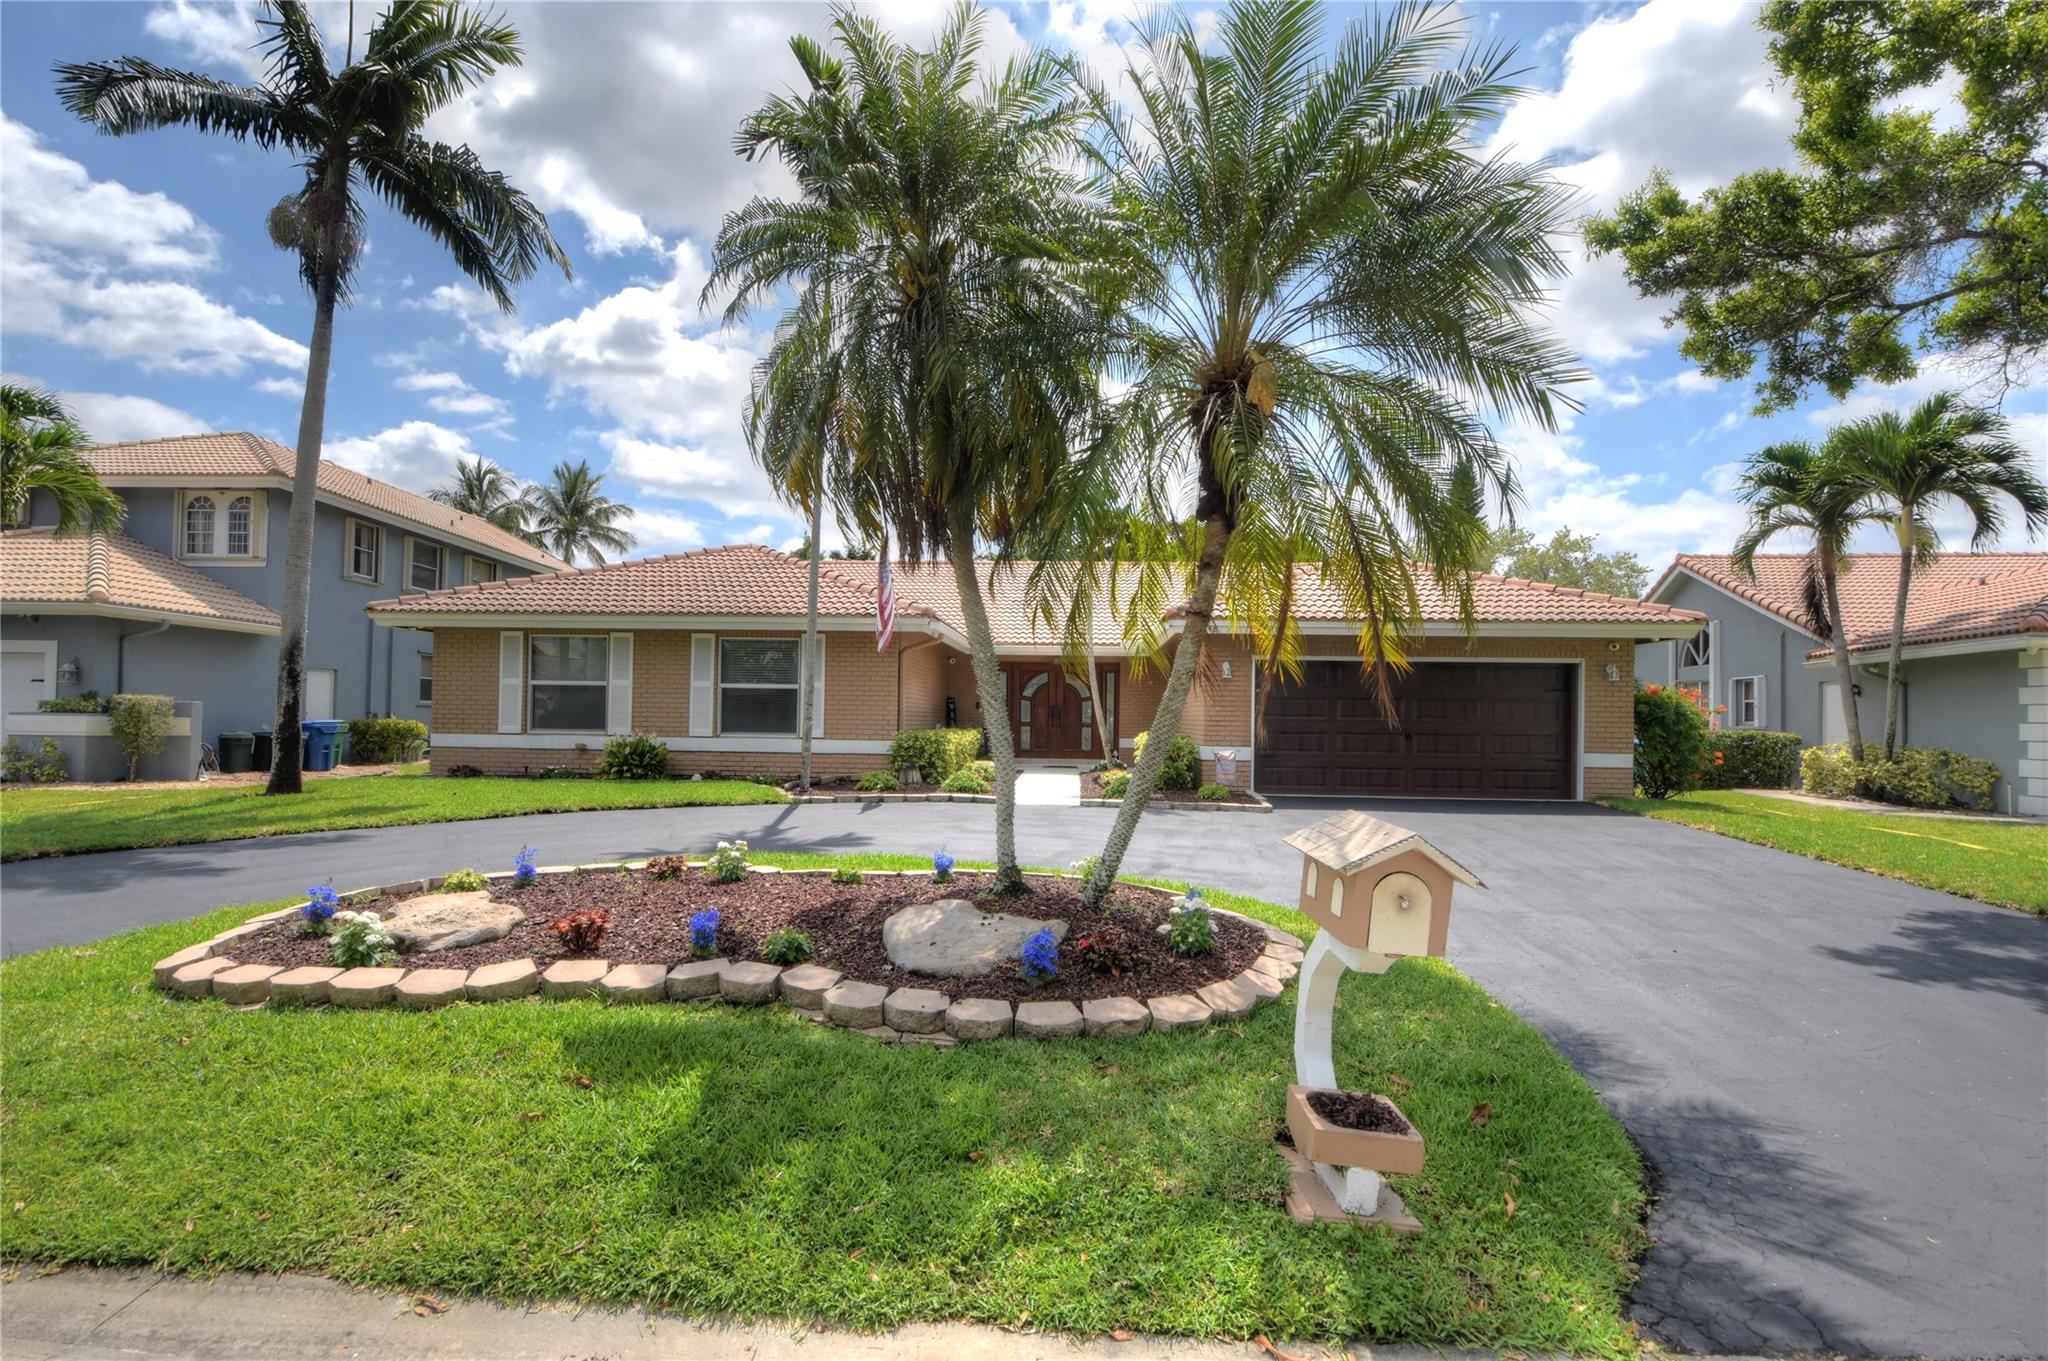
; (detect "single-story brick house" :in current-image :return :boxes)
[367,544,1706,800]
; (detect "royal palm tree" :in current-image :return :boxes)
[429,455,536,540]
[1730,440,1887,762]
[1829,392,2048,759]
[57,1,569,795]
[527,459,636,567]
[0,384,124,533]
[708,4,1113,892]
[1066,0,1580,905]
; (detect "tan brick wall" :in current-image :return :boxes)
[429,628,501,734]
[897,640,949,729]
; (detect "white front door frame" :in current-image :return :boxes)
[1,639,59,752]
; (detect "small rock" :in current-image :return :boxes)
[1147,993,1213,1033]
[169,957,238,998]
[210,963,282,1005]
[1238,969,1285,1004]
[778,964,843,1009]
[823,979,889,1028]
[268,966,344,1005]
[883,987,949,1034]
[1195,975,1259,1021]
[1014,999,1084,1039]
[1082,996,1149,1037]
[384,891,525,953]
[395,969,469,1010]
[666,958,727,999]
[540,960,608,999]
[600,963,668,1003]
[466,959,539,1000]
[330,967,406,1008]
[882,900,1068,978]
[153,944,213,989]
[720,962,782,1005]
[943,997,1013,1041]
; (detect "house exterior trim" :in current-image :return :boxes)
[1648,561,1821,640]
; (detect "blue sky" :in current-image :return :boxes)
[3,0,2041,568]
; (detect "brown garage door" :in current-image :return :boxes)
[1256,661,1575,799]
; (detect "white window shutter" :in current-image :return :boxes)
[607,632,634,734]
[497,631,523,734]
[689,633,715,737]
[1755,673,1767,728]
[811,635,826,738]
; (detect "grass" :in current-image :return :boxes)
[1598,789,2048,915]
[0,853,1649,1353]
[0,772,787,861]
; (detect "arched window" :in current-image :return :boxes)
[183,495,216,556]
[225,496,253,556]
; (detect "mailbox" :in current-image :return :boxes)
[1281,810,1481,958]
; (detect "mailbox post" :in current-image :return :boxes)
[1281,810,1483,1221]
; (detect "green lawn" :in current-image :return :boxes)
[1599,790,2048,914]
[0,772,786,860]
[0,855,1649,1353]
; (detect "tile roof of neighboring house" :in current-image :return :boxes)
[0,527,280,632]
[370,544,1706,643]
[81,432,569,572]
[1653,552,2048,655]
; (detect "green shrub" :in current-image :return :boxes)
[1167,892,1215,956]
[1702,730,1802,789]
[941,767,990,795]
[1099,771,1130,799]
[36,691,105,714]
[830,866,864,885]
[1803,743,2001,810]
[760,928,814,966]
[2,738,70,784]
[1632,685,1712,798]
[854,769,901,792]
[346,717,429,764]
[888,727,983,784]
[1197,782,1231,801]
[108,693,174,780]
[706,839,749,883]
[439,868,489,892]
[1132,729,1201,790]
[329,911,396,968]
[593,731,670,780]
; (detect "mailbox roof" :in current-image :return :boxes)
[1283,810,1484,888]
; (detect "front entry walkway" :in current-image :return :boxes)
[1014,765,1082,806]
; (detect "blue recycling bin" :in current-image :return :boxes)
[301,720,345,772]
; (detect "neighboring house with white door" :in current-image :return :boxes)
[1637,552,2048,813]
[1,433,567,753]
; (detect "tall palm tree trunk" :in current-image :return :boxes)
[1819,554,1866,763]
[1082,512,1228,908]
[1882,518,1914,760]
[267,262,339,796]
[948,497,1024,893]
[798,493,822,792]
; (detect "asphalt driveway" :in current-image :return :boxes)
[2,798,2042,1357]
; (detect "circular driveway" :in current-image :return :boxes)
[3,798,2042,1357]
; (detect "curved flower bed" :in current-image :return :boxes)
[153,863,1306,1045]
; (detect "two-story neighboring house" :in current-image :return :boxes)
[1,432,567,750]
[1637,552,2048,813]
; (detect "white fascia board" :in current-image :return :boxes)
[1651,564,1819,640]
[373,610,901,633]
[1803,633,2039,666]
[1185,618,1706,642]
[6,601,279,635]
[430,732,894,755]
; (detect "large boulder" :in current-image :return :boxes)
[882,899,1067,978]
[384,890,525,953]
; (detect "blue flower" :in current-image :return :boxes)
[302,885,339,923]
[513,845,539,885]
[933,846,955,878]
[1019,928,1059,984]
[689,909,721,953]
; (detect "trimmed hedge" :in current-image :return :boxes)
[346,717,429,765]
[1701,730,1802,790]
[889,727,983,784]
[1632,685,1711,798]
[940,767,991,794]
[1803,743,2001,810]
[1131,729,1202,791]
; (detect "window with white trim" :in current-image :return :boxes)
[408,538,445,592]
[345,517,382,582]
[719,637,801,734]
[1679,627,1712,669]
[225,496,253,556]
[417,652,434,705]
[1730,675,1762,728]
[179,490,263,559]
[529,635,608,731]
[465,555,498,586]
[183,495,216,556]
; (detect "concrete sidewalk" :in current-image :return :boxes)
[0,1265,1489,1361]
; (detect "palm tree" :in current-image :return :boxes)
[57,1,569,795]
[0,384,124,533]
[708,3,1112,893]
[1829,392,2048,759]
[526,459,636,566]
[1730,441,1885,762]
[1065,0,1580,905]
[429,455,536,540]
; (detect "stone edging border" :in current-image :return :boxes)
[788,792,1274,814]
[152,867,1305,1048]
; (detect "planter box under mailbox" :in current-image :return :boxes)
[1285,1084,1424,1175]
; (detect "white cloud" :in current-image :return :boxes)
[143,0,266,77]
[253,376,304,398]
[63,390,209,443]
[393,368,508,418]
[629,508,709,556]
[0,115,219,272]
[738,522,774,542]
[322,420,479,495]
[395,371,468,393]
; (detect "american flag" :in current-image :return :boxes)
[875,537,897,653]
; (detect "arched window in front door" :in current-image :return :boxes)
[1018,671,1049,752]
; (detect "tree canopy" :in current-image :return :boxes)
[1485,526,1650,598]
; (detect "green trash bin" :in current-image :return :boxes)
[217,731,254,774]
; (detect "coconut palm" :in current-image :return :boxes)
[0,384,124,533]
[1064,0,1581,905]
[57,1,569,795]
[429,455,536,540]
[1730,440,1887,762]
[707,3,1113,892]
[526,459,636,567]
[1829,392,2048,759]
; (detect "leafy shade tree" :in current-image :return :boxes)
[57,1,569,795]
[708,3,1112,892]
[1728,440,1887,761]
[1830,392,2048,759]
[1585,0,2048,412]
[0,384,123,533]
[1068,0,1580,906]
[526,459,636,567]
[1486,526,1650,597]
[429,455,536,540]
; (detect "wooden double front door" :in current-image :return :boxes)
[1002,663,1116,760]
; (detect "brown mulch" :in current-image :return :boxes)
[1080,770,1262,806]
[1306,1090,1414,1136]
[234,870,1265,1003]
